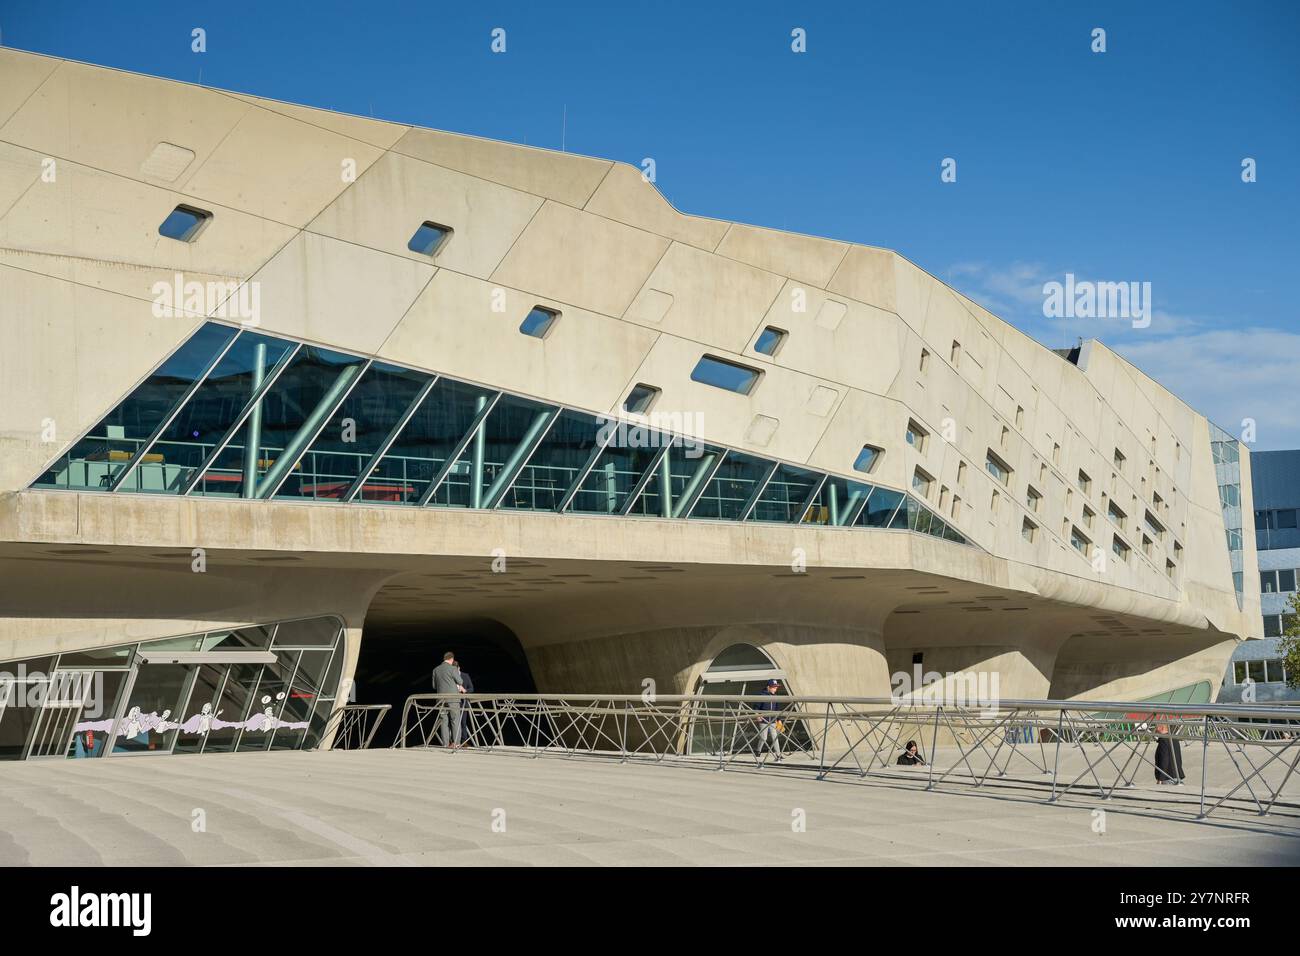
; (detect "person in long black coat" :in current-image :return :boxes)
[1154,720,1185,785]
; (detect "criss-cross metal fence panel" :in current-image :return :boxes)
[390,693,1300,820]
[321,704,390,751]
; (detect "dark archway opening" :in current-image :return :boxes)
[352,617,535,747]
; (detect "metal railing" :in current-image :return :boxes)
[321,704,390,751]
[393,693,1300,821]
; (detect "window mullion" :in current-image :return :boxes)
[417,391,502,507]
[180,342,302,496]
[258,359,373,499]
[343,375,438,503]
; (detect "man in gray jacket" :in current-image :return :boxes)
[432,651,466,747]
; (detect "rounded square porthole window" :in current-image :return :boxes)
[159,204,212,242]
[624,383,660,414]
[754,326,787,356]
[408,221,452,257]
[519,306,559,338]
[690,355,762,395]
[853,445,882,473]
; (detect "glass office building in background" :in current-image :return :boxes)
[1220,449,1300,703]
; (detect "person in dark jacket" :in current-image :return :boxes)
[752,679,783,762]
[896,740,925,765]
[458,668,475,744]
[431,651,465,747]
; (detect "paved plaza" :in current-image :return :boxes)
[1,747,1297,866]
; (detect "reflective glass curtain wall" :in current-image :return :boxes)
[1210,422,1246,608]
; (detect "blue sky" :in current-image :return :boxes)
[4,0,1297,448]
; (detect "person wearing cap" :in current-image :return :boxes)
[752,678,784,762]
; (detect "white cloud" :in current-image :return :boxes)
[1113,328,1300,451]
[946,261,1299,451]
[947,261,1205,340]
[945,260,1051,316]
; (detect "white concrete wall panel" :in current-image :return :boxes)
[394,127,611,207]
[584,163,728,252]
[246,232,434,353]
[491,200,669,318]
[622,241,785,350]
[0,264,197,490]
[309,149,543,278]
[378,268,659,411]
[180,105,384,227]
[2,60,251,189]
[0,149,298,303]
[714,222,849,290]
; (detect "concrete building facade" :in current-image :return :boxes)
[0,50,1262,758]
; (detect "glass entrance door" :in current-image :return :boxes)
[111,662,193,755]
[688,643,796,756]
[173,664,228,755]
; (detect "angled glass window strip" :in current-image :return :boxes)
[188,344,367,498]
[568,432,667,515]
[498,409,604,511]
[859,486,904,528]
[116,331,296,495]
[33,323,237,491]
[30,325,980,550]
[748,463,822,523]
[803,476,872,526]
[428,394,553,509]
[276,363,431,500]
[690,355,762,395]
[364,378,497,505]
[689,451,773,521]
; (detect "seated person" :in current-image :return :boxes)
[896,740,925,765]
